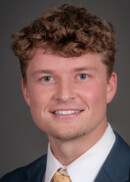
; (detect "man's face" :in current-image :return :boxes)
[22,49,117,142]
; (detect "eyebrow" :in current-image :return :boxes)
[32,70,55,76]
[73,67,98,72]
[32,67,97,76]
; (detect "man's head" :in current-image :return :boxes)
[11,4,117,142]
[11,3,117,83]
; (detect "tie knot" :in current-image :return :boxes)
[52,169,72,182]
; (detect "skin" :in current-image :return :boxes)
[22,48,117,165]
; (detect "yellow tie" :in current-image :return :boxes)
[52,169,72,182]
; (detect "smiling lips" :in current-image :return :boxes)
[52,110,83,115]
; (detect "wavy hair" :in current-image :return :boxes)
[11,4,117,81]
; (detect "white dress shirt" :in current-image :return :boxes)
[44,123,115,182]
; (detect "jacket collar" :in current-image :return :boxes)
[95,133,129,182]
[24,133,129,182]
[25,154,47,182]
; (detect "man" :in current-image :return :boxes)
[0,3,129,182]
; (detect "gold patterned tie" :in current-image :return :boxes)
[52,169,72,182]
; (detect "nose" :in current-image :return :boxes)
[53,79,77,102]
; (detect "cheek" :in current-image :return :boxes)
[80,82,107,105]
[28,86,51,107]
[28,88,51,126]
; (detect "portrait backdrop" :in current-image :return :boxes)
[0,0,130,177]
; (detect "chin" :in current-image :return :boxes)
[49,130,87,142]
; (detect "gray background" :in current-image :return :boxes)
[0,0,130,177]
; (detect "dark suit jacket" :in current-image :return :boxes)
[0,133,130,182]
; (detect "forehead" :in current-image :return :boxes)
[27,48,104,71]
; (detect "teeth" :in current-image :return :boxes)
[54,110,80,115]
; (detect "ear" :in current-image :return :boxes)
[107,72,117,103]
[21,79,30,106]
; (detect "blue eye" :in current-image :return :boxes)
[42,76,51,82]
[79,74,88,80]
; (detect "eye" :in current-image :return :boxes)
[79,74,88,80]
[42,76,52,82]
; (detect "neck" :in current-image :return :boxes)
[48,122,107,165]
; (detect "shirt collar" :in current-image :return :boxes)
[45,123,115,182]
[44,143,64,182]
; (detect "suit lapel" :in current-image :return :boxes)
[95,168,112,182]
[23,133,129,182]
[95,133,129,182]
[25,154,47,182]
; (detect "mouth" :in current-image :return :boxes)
[50,109,84,119]
[53,110,82,115]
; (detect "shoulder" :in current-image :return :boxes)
[0,154,47,182]
[114,132,130,154]
[106,132,130,179]
[109,132,130,166]
[95,132,130,182]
